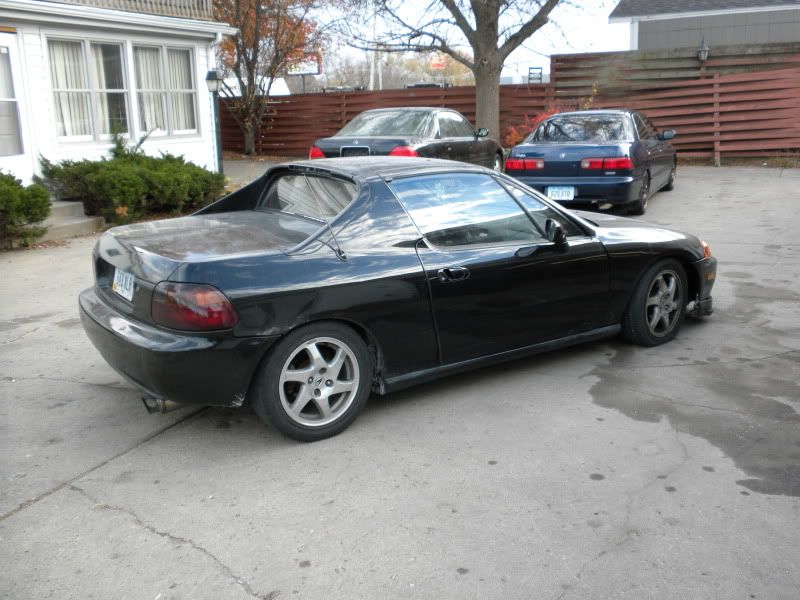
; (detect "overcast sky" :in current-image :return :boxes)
[325,1,631,82]
[502,0,630,80]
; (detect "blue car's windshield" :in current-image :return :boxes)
[528,115,632,143]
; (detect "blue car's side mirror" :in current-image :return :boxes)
[659,129,677,141]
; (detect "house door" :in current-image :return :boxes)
[0,33,33,181]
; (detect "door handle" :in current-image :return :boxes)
[438,267,470,283]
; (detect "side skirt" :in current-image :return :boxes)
[383,324,621,393]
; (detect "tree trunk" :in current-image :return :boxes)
[473,62,502,143]
[243,120,256,156]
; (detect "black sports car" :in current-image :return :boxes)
[505,109,677,215]
[309,107,505,171]
[80,158,716,442]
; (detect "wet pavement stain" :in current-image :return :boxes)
[590,345,800,496]
[589,473,605,481]
[590,276,800,497]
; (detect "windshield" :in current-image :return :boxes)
[336,110,431,137]
[259,174,357,221]
[528,115,631,143]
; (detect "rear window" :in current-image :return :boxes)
[258,174,357,221]
[528,115,631,143]
[337,110,432,137]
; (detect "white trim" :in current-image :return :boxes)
[629,20,638,51]
[0,0,237,39]
[609,4,800,24]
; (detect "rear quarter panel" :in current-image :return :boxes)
[171,180,438,379]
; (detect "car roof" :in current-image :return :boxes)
[548,109,635,117]
[358,107,457,114]
[275,157,490,180]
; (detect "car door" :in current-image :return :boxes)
[436,111,472,164]
[643,113,675,186]
[634,112,670,185]
[387,172,610,364]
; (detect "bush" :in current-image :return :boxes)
[36,134,226,225]
[0,172,50,247]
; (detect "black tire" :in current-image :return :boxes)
[628,171,650,215]
[663,160,677,191]
[493,152,504,172]
[621,259,688,346]
[252,322,373,441]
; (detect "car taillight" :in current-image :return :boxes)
[581,157,633,170]
[389,146,418,157]
[308,146,325,159]
[151,282,238,331]
[603,157,634,169]
[505,157,544,170]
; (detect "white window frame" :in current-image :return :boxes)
[0,44,24,156]
[132,43,199,137]
[45,35,131,142]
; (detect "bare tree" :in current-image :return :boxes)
[214,0,326,155]
[348,0,564,138]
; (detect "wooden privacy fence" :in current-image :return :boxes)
[588,66,800,160]
[220,84,550,157]
[221,59,800,161]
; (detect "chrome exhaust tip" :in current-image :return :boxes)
[141,396,183,414]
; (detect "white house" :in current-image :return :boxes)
[0,0,236,184]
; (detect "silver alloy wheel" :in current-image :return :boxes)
[278,336,360,427]
[493,154,503,172]
[645,269,682,337]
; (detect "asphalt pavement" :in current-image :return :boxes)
[1,166,799,600]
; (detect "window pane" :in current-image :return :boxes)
[170,92,196,130]
[91,43,125,90]
[97,92,128,134]
[337,110,430,137]
[390,173,537,248]
[0,48,15,98]
[134,46,162,89]
[166,49,192,89]
[53,91,91,136]
[49,40,86,89]
[138,92,166,132]
[0,49,22,156]
[0,101,22,156]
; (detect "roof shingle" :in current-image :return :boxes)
[609,0,800,19]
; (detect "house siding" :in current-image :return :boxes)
[638,9,800,50]
[3,21,218,184]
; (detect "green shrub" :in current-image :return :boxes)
[0,172,51,247]
[36,134,226,224]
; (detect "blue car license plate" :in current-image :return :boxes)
[546,186,575,201]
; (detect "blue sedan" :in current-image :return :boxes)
[504,109,677,215]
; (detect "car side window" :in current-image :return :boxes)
[503,185,583,238]
[389,173,543,248]
[438,112,474,138]
[634,114,656,140]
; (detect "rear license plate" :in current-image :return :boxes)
[546,186,575,201]
[112,268,135,301]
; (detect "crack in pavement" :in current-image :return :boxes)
[556,430,690,600]
[0,407,207,523]
[0,326,44,346]
[0,374,129,391]
[68,484,272,600]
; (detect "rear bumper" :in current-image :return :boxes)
[79,288,278,407]
[688,256,717,317]
[511,175,642,206]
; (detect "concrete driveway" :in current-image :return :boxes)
[1,166,799,600]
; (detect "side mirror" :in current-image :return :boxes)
[659,129,677,141]
[545,218,568,250]
[475,127,489,138]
